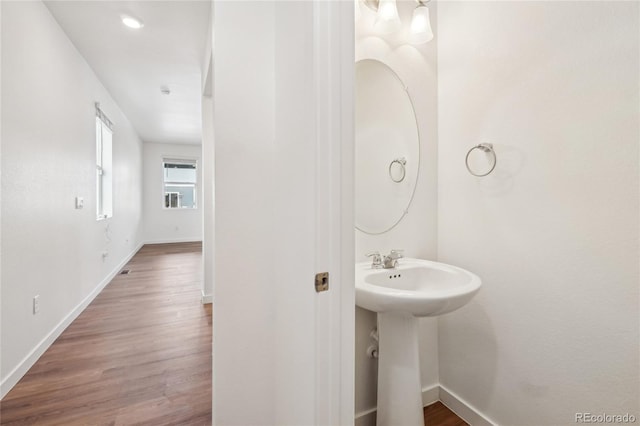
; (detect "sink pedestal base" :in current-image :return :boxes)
[376,312,424,426]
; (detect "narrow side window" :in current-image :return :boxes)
[96,105,113,220]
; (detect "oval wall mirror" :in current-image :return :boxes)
[355,59,420,235]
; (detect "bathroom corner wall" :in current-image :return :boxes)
[355,0,439,418]
[437,2,639,424]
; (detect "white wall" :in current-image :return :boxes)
[355,0,439,419]
[202,98,214,302]
[1,1,144,397]
[213,2,277,424]
[142,142,202,244]
[437,2,639,424]
[201,4,214,304]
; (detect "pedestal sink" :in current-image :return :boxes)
[355,258,481,426]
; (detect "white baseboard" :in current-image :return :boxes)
[354,384,440,426]
[354,406,376,426]
[439,384,496,426]
[144,238,202,245]
[201,290,212,304]
[422,384,440,406]
[0,242,144,400]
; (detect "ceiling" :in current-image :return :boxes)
[45,1,211,145]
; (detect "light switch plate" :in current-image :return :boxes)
[75,196,84,209]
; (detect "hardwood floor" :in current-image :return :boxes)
[1,241,467,426]
[0,242,211,426]
[424,402,468,426]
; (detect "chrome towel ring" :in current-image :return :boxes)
[389,157,407,183]
[465,143,496,177]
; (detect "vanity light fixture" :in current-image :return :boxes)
[409,0,434,44]
[374,0,401,34]
[361,0,434,43]
[121,15,144,29]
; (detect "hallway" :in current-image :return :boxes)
[0,243,211,425]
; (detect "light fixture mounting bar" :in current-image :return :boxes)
[363,0,431,12]
[362,0,380,12]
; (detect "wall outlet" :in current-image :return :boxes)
[33,295,40,314]
[75,196,84,209]
[102,251,109,260]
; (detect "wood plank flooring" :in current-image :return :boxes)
[0,242,211,426]
[424,402,468,426]
[1,241,467,426]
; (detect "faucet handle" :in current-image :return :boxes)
[383,250,404,268]
[389,249,404,259]
[365,251,383,269]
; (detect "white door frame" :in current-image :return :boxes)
[211,1,355,424]
[313,1,355,425]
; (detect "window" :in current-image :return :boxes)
[96,113,113,220]
[163,159,197,209]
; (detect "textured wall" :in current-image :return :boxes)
[437,2,639,424]
[1,0,143,394]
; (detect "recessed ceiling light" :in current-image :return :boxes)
[121,15,144,29]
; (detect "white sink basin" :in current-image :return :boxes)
[355,258,481,426]
[356,258,481,317]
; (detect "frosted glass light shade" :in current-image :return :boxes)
[375,0,401,34]
[409,5,434,44]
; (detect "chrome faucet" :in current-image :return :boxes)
[366,251,383,269]
[366,250,404,269]
[383,250,403,269]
